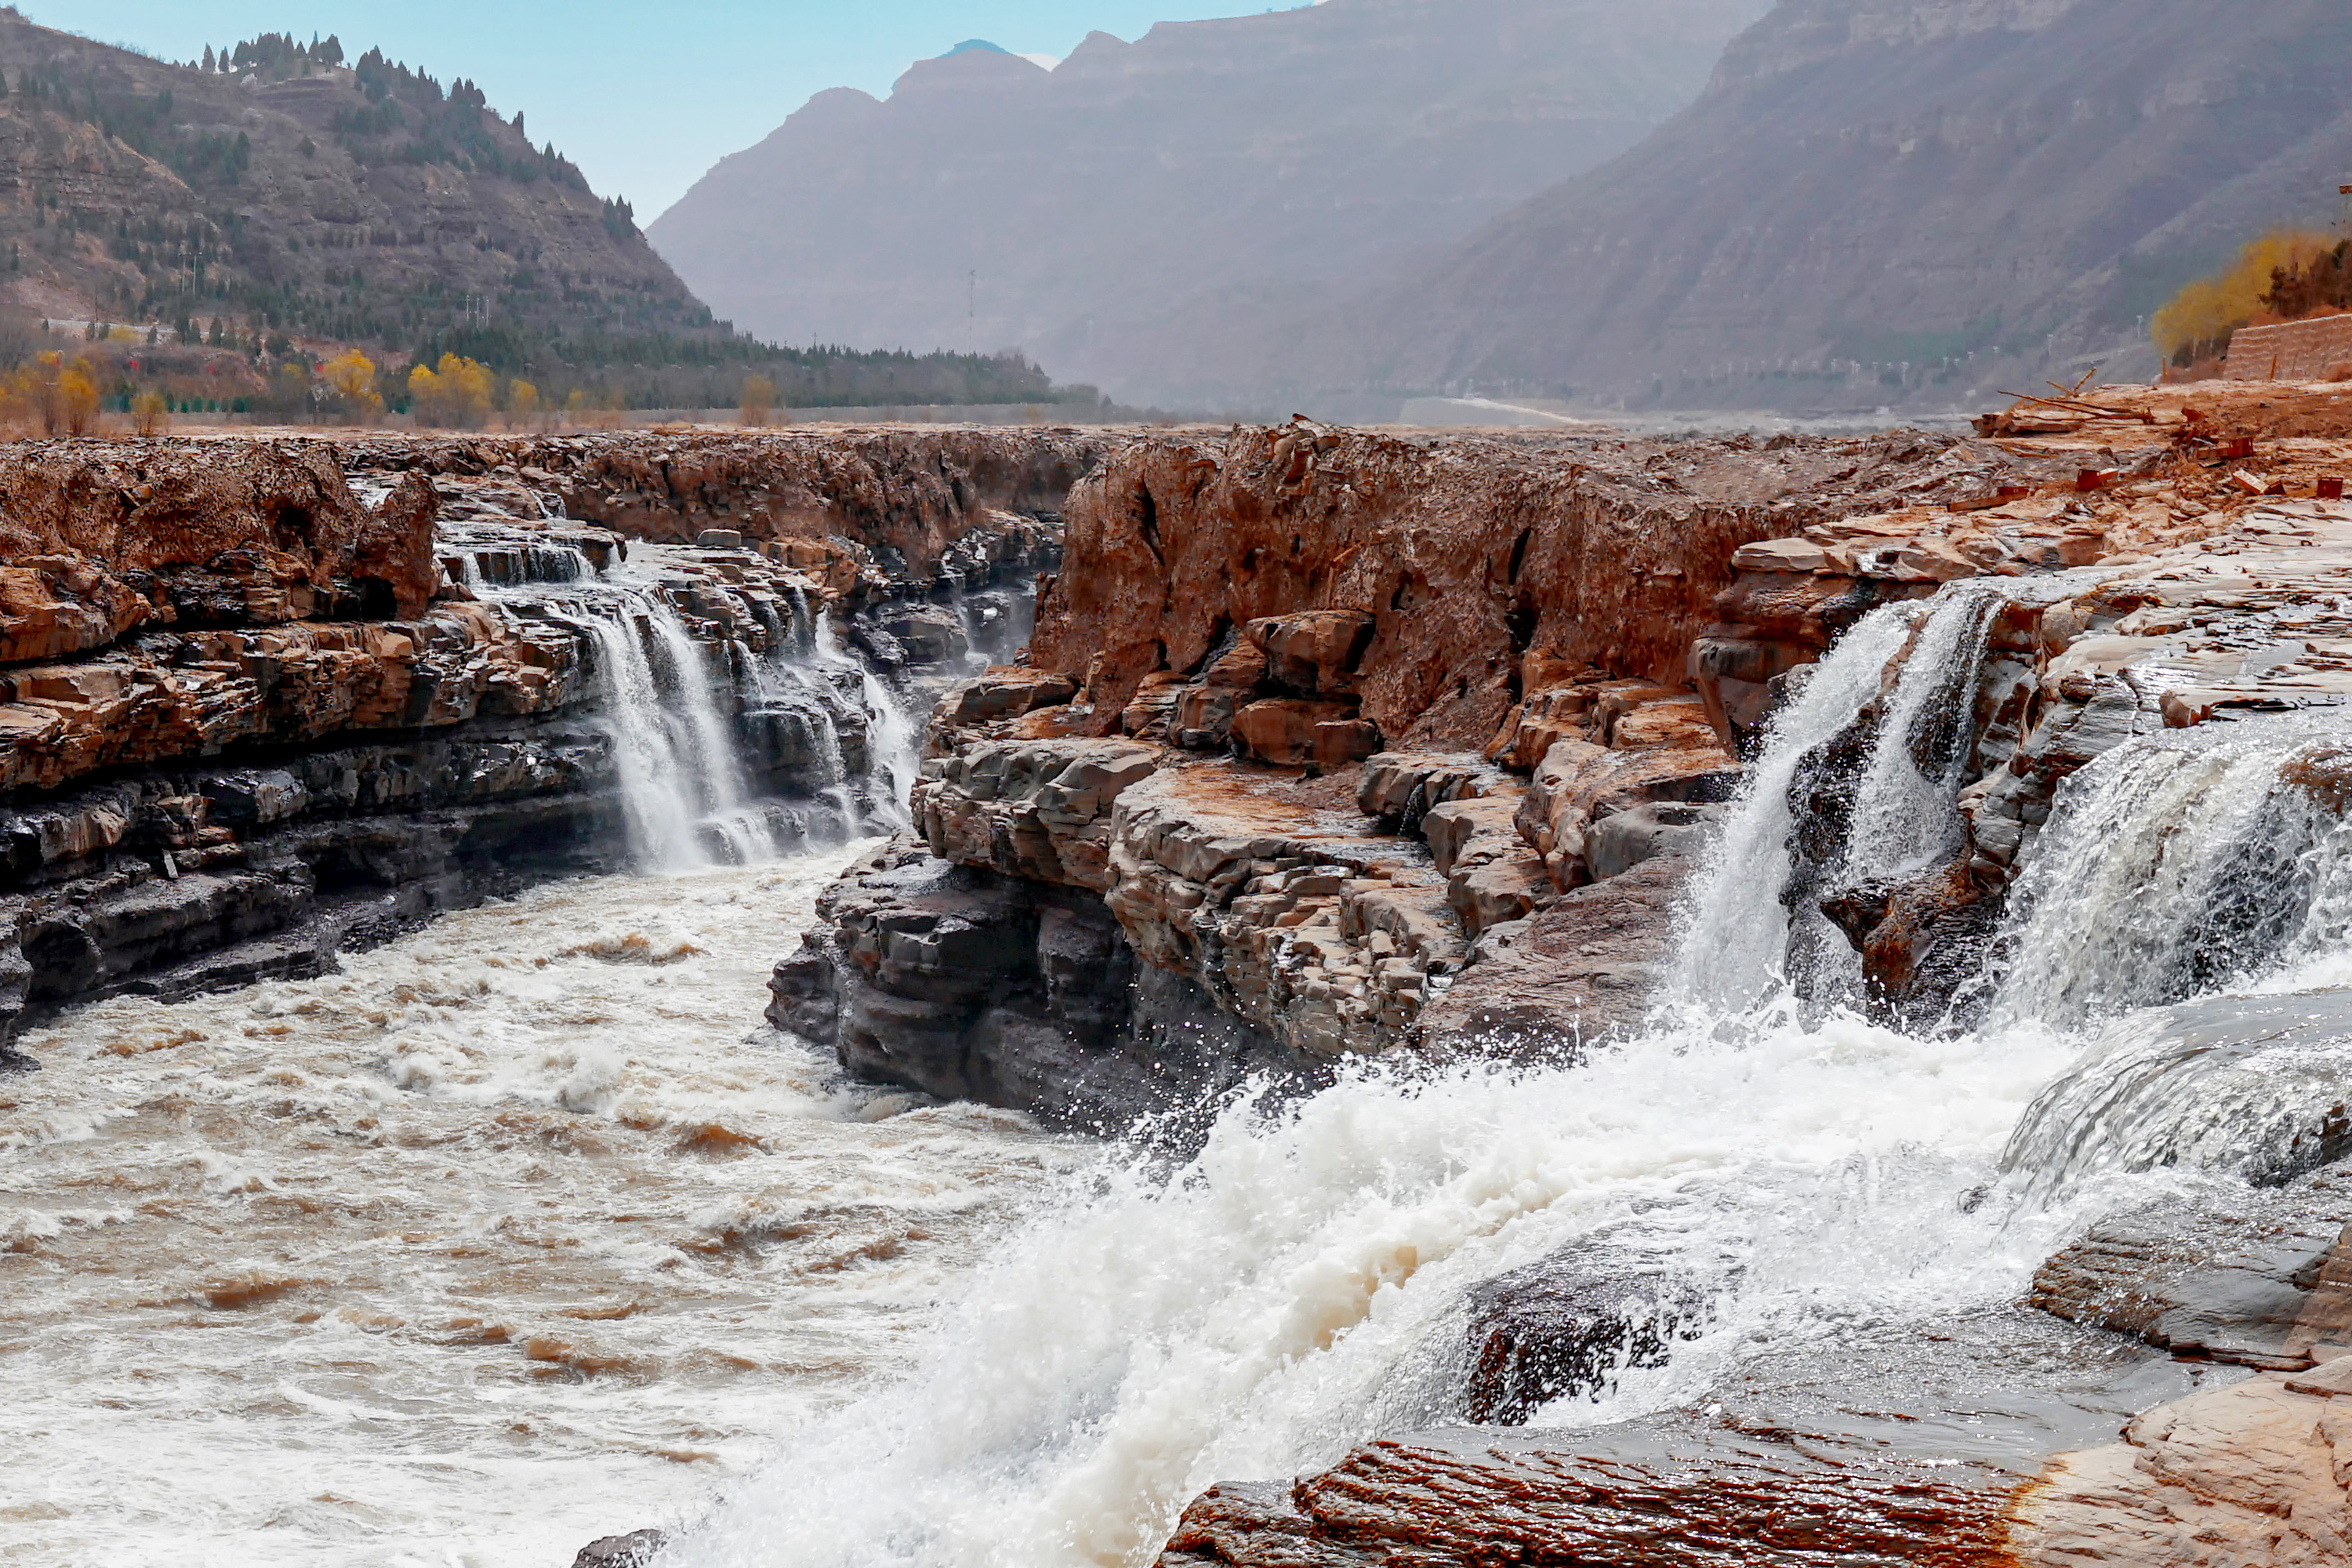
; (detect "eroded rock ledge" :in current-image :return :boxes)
[0,429,1080,1051]
[775,390,2352,1564]
[775,422,2023,1120]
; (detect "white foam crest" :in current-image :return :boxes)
[1667,604,1913,1012]
[1994,719,2352,1026]
[678,1004,2081,1568]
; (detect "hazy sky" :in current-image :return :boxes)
[35,2,1292,216]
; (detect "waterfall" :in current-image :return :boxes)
[577,604,711,871]
[661,572,2352,1568]
[1667,606,1914,1012]
[859,669,921,829]
[745,644,864,838]
[1992,720,2352,1025]
[645,612,777,865]
[1991,719,2352,1195]
[468,552,799,873]
[1668,583,2009,1015]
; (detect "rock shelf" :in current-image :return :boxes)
[0,429,1073,1050]
[760,393,2352,1566]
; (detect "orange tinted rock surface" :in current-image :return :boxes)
[1033,421,2016,753]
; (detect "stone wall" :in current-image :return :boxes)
[2225,313,2352,383]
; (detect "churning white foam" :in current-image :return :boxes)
[0,850,1080,1568]
[677,1007,2089,1568]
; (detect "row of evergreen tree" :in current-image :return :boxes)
[199,33,343,78]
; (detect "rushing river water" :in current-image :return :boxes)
[0,852,1083,1567]
[9,578,2352,1566]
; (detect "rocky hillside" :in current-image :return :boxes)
[648,0,1769,412]
[0,13,1083,409]
[0,13,703,346]
[1318,0,2352,413]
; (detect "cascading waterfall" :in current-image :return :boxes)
[576,601,717,871]
[1994,718,2352,1196]
[858,669,921,829]
[459,542,927,871]
[647,612,779,864]
[665,573,2352,1568]
[1670,582,2007,1014]
[1993,720,2352,1025]
[1667,605,1915,1012]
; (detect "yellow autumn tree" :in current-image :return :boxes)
[506,378,540,427]
[57,358,100,436]
[740,375,777,426]
[321,349,384,423]
[2153,230,2336,365]
[408,352,494,428]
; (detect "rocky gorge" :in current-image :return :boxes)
[751,385,2352,1565]
[13,403,2352,1566]
[0,426,1093,1060]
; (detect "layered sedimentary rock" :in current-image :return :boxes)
[1695,383,2352,1022]
[1148,384,2352,1564]
[775,420,2040,1118]
[1161,1300,2243,1568]
[342,427,1105,585]
[0,430,1075,1054]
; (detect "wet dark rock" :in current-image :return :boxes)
[572,1529,666,1568]
[1464,1238,1709,1425]
[866,603,969,667]
[2030,1172,2352,1371]
[0,728,631,1041]
[771,837,1320,1133]
[1824,859,2004,1031]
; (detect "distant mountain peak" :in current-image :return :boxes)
[943,39,1008,56]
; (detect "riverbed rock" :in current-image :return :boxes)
[572,1530,666,1568]
[2030,1174,2352,1372]
[1164,1305,2224,1568]
[912,737,1160,891]
[769,837,1316,1131]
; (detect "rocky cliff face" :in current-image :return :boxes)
[772,418,2038,1118]
[648,0,1769,410]
[765,384,2352,1563]
[1264,0,2352,412]
[0,427,1087,1058]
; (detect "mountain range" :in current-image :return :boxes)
[652,0,2352,417]
[648,0,1771,412]
[0,10,1075,410]
[1330,0,2352,413]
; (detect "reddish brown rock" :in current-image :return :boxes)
[1247,609,1377,698]
[1517,733,1738,893]
[1161,1424,2021,1568]
[343,426,1108,584]
[2015,1368,2352,1566]
[1035,423,2006,756]
[0,439,437,666]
